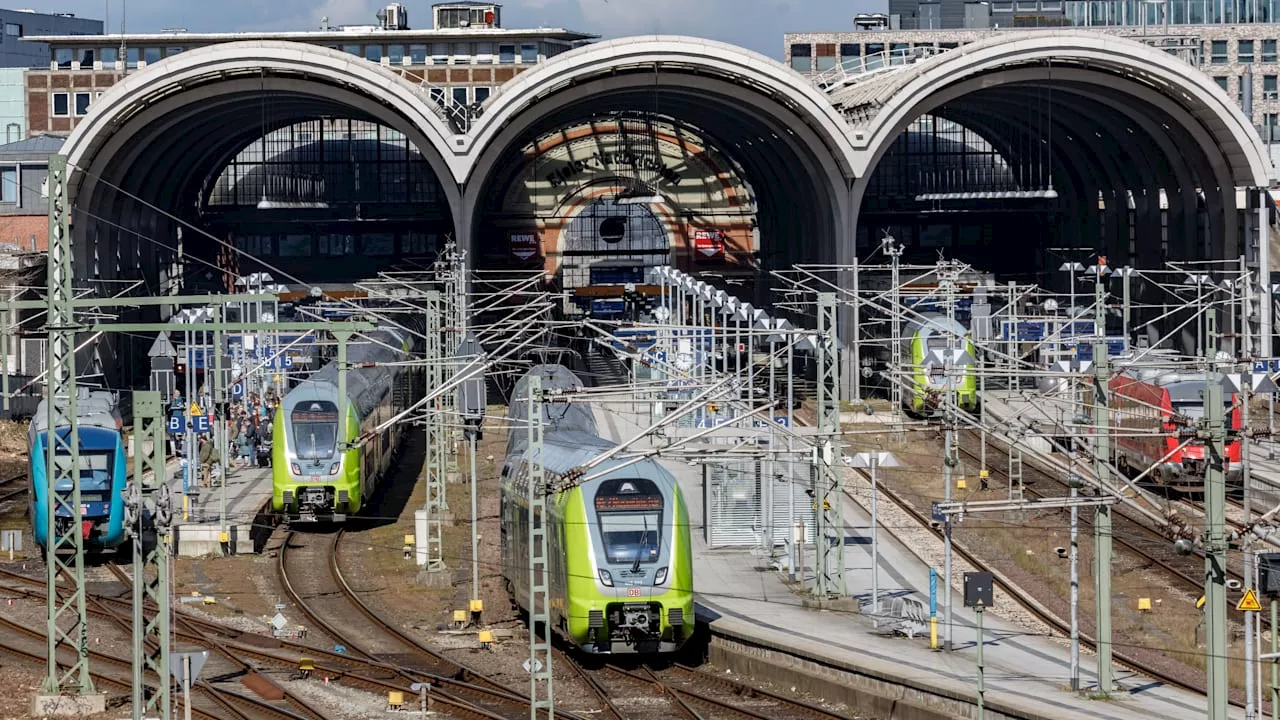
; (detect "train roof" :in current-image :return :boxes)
[1115,369,1237,401]
[283,327,411,418]
[508,364,596,437]
[904,313,969,339]
[31,388,120,434]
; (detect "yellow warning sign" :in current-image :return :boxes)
[1238,588,1262,612]
[188,402,203,417]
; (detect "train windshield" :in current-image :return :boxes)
[53,450,112,489]
[292,401,338,460]
[1172,400,1237,430]
[595,478,663,565]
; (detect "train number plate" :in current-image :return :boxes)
[627,587,642,597]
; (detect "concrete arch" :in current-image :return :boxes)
[847,32,1272,187]
[463,36,859,277]
[60,40,463,222]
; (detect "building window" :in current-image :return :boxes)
[452,42,472,64]
[5,123,18,143]
[1215,76,1229,91]
[143,47,161,64]
[790,43,812,71]
[365,44,382,62]
[816,55,835,72]
[343,44,361,57]
[475,42,493,64]
[840,43,860,68]
[100,47,116,65]
[432,43,448,64]
[74,92,91,116]
[474,87,491,103]
[1267,75,1278,99]
[55,48,73,69]
[278,234,312,257]
[77,48,94,66]
[452,87,468,105]
[1266,40,1278,63]
[409,44,427,64]
[52,92,70,117]
[1267,113,1280,142]
[126,47,139,68]
[499,44,515,63]
[0,167,15,204]
[4,23,21,37]
[1212,40,1228,64]
[388,44,404,64]
[361,234,394,256]
[166,46,184,57]
[429,87,445,105]
[520,44,538,63]
[1240,39,1255,63]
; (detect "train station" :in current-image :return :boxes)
[5,1,1280,719]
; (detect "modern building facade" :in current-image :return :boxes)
[881,0,1280,29]
[26,2,593,136]
[0,8,100,68]
[0,133,61,250]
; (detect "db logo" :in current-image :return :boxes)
[627,587,642,597]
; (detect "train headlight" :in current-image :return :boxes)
[290,463,301,476]
[328,462,340,476]
[598,569,613,587]
[654,567,668,586]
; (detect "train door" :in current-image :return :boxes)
[560,199,669,291]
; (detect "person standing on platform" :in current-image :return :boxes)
[198,436,215,489]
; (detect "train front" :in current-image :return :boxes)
[272,394,359,521]
[567,471,694,654]
[29,415,127,551]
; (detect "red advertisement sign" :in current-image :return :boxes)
[510,233,539,261]
[693,229,724,260]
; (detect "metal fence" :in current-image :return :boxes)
[703,458,816,549]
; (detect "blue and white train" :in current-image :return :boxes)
[28,388,128,553]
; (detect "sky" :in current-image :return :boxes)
[42,0,873,59]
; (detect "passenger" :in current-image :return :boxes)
[198,436,215,488]
[236,422,255,467]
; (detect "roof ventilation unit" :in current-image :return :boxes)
[377,3,409,30]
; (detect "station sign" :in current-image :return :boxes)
[693,229,725,260]
[230,381,246,399]
[167,413,184,435]
[1254,358,1280,374]
[509,233,539,261]
[591,298,626,316]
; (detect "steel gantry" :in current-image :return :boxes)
[127,390,172,719]
[424,289,448,571]
[42,153,95,702]
[525,374,554,720]
[812,292,845,598]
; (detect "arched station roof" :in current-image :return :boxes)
[60,40,464,225]
[834,31,1273,187]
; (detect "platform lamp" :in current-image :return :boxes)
[455,331,486,625]
[1181,273,1219,358]
[1058,261,1085,326]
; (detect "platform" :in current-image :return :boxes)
[164,457,273,557]
[592,400,1236,720]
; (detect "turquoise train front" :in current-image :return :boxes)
[28,389,128,552]
[502,364,695,654]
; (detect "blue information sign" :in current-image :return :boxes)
[192,414,211,435]
[167,413,184,435]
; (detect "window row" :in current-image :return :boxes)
[233,232,438,258]
[1213,74,1280,100]
[54,41,552,69]
[1065,0,1280,25]
[0,166,16,203]
[50,91,102,118]
[790,40,964,72]
[1210,38,1280,64]
[337,41,540,64]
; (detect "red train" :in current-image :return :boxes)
[1108,369,1242,494]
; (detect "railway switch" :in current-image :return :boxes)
[387,691,405,710]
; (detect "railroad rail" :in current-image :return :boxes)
[0,470,27,503]
[277,527,584,720]
[790,410,1239,707]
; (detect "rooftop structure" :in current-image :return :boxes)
[0,7,101,68]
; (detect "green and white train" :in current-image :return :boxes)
[271,327,414,521]
[902,314,979,417]
[502,365,695,654]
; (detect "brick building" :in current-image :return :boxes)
[26,2,593,136]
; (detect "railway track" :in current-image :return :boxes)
[559,646,855,720]
[0,612,309,720]
[277,527,581,720]
[0,470,26,503]
[789,410,1242,707]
